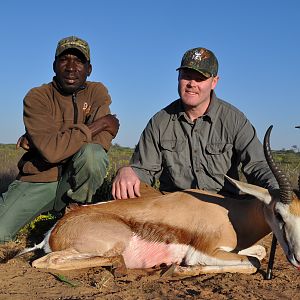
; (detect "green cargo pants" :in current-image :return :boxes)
[0,143,108,243]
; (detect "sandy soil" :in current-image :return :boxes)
[0,234,299,300]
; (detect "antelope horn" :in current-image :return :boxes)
[263,125,292,204]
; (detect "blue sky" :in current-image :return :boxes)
[0,0,299,150]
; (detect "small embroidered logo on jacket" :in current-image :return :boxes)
[83,102,91,116]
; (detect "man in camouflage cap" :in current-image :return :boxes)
[112,46,278,199]
[0,36,119,243]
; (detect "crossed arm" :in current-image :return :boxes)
[17,114,119,152]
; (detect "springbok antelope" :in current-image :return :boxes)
[22,126,300,277]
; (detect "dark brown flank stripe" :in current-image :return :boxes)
[126,219,219,254]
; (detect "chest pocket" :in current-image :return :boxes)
[205,143,233,175]
[160,139,187,168]
[161,139,186,152]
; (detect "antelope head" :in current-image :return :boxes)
[227,125,300,270]
[263,125,300,269]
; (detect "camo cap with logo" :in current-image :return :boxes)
[55,36,90,61]
[177,47,218,78]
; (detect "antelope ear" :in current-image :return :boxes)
[224,175,272,204]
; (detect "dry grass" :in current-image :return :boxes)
[0,144,24,193]
[273,151,300,189]
[1,144,299,192]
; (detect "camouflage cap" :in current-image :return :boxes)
[55,36,90,61]
[177,47,218,78]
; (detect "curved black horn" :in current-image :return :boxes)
[263,125,292,204]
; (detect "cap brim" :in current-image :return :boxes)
[176,66,211,78]
[56,46,90,61]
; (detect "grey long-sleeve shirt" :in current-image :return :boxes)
[130,92,278,194]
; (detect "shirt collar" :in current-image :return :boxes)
[175,91,219,123]
[204,91,219,123]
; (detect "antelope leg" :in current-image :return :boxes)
[32,249,127,274]
[170,249,261,277]
[238,245,266,261]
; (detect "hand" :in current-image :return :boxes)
[16,134,31,151]
[112,166,141,200]
[88,114,120,137]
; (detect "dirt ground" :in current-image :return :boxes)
[0,234,299,300]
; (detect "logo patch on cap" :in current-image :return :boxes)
[192,49,210,62]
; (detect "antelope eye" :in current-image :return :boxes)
[275,212,284,223]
